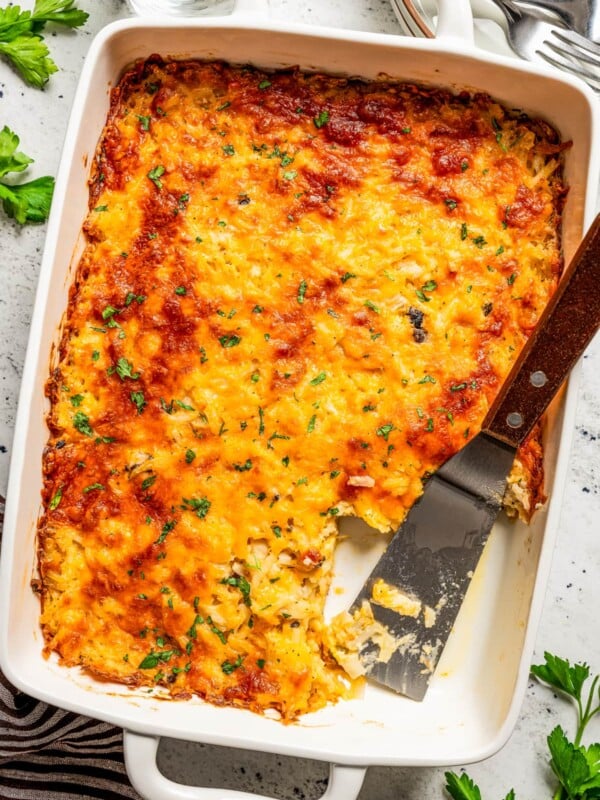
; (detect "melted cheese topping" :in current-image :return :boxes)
[39,59,566,721]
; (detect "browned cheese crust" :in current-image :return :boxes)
[38,58,567,720]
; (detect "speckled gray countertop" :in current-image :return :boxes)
[0,2,598,799]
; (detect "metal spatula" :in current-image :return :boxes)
[348,214,600,701]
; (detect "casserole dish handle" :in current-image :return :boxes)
[124,731,367,800]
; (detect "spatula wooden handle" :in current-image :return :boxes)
[483,213,600,447]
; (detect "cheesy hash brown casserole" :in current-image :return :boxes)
[39,58,567,720]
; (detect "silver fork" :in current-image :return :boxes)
[491,0,600,89]
[507,0,600,41]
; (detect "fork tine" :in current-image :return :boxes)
[538,49,600,89]
[552,27,600,57]
[546,38,600,70]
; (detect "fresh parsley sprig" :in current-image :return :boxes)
[0,0,88,87]
[444,653,600,800]
[0,125,54,223]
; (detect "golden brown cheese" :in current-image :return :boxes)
[38,58,566,721]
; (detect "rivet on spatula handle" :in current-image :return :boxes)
[484,213,600,448]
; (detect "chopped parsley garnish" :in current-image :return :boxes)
[221,655,244,675]
[307,414,317,433]
[233,459,253,472]
[222,144,235,156]
[207,616,227,644]
[416,280,437,303]
[309,372,326,386]
[461,222,468,240]
[70,394,84,407]
[445,198,457,210]
[155,520,176,545]
[125,292,146,306]
[220,575,251,606]
[297,279,307,304]
[174,286,187,296]
[140,475,156,492]
[450,382,467,392]
[115,357,140,381]
[282,170,297,181]
[91,350,100,362]
[426,417,435,432]
[313,109,330,128]
[341,272,356,283]
[130,391,146,414]
[137,115,151,131]
[257,659,265,669]
[418,374,436,384]
[83,483,104,493]
[258,79,271,90]
[218,335,241,348]
[185,449,196,463]
[376,423,395,442]
[147,165,165,189]
[94,204,108,212]
[217,101,231,111]
[182,496,211,519]
[258,406,265,435]
[102,305,119,320]
[507,272,516,285]
[160,397,174,414]
[361,300,381,317]
[187,614,204,640]
[49,487,62,510]
[252,305,263,314]
[271,525,282,538]
[138,649,180,669]
[175,399,194,411]
[73,411,93,437]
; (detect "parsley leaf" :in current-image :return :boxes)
[115,357,140,381]
[220,575,252,606]
[547,725,596,797]
[444,772,482,800]
[0,2,87,87]
[130,391,146,414]
[376,423,395,441]
[219,335,241,348]
[221,655,244,674]
[185,449,196,464]
[147,165,165,189]
[72,411,93,437]
[297,280,307,304]
[531,652,590,702]
[0,125,32,177]
[30,0,89,30]
[182,496,211,519]
[49,487,62,510]
[0,139,54,223]
[314,109,330,128]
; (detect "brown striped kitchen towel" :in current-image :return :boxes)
[0,496,140,800]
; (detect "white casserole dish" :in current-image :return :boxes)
[0,1,598,798]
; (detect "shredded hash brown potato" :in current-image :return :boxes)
[38,58,567,720]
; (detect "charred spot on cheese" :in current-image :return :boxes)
[39,58,566,722]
